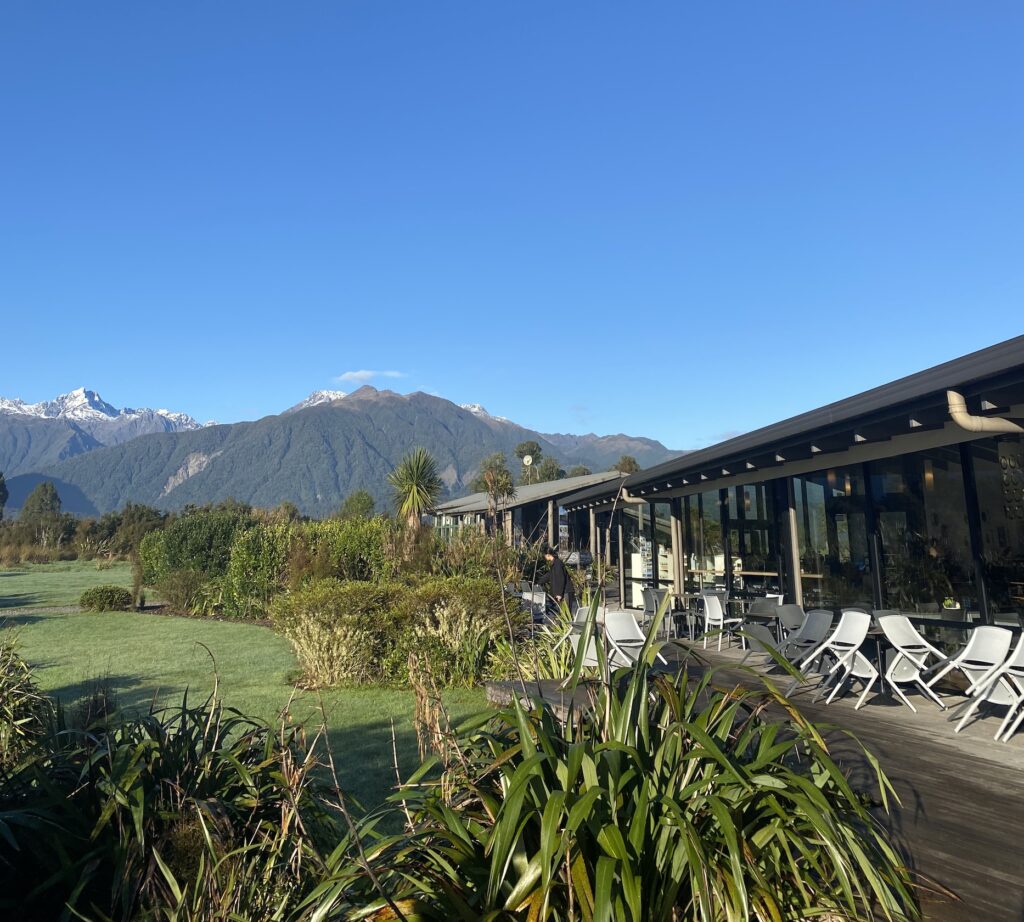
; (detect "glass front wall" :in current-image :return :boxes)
[729,483,781,594]
[794,466,873,609]
[869,448,975,617]
[972,435,1024,623]
[689,490,726,590]
[622,504,650,607]
[651,501,674,591]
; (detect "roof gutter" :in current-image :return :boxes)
[620,488,649,505]
[947,390,1024,435]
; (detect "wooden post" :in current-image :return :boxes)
[547,499,556,547]
[589,508,597,560]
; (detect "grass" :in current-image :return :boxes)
[0,561,486,812]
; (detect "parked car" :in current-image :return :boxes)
[563,549,593,568]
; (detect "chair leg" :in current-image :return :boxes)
[855,667,878,710]
[889,681,917,713]
[916,678,947,710]
[954,697,984,734]
[998,702,1024,742]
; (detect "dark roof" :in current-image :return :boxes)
[559,475,628,510]
[434,470,623,516]
[626,335,1024,492]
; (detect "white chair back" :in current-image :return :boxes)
[959,626,1013,689]
[830,610,872,648]
[604,609,646,644]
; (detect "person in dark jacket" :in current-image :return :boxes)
[539,545,577,616]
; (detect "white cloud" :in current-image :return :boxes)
[334,369,407,383]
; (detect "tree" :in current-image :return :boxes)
[612,455,641,474]
[471,453,516,528]
[388,448,443,530]
[19,481,74,548]
[566,465,592,478]
[535,457,566,483]
[0,471,7,522]
[336,490,375,521]
[515,440,543,485]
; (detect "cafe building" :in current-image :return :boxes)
[562,336,1024,627]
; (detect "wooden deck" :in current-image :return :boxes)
[487,643,1024,922]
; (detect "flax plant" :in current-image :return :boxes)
[308,596,919,921]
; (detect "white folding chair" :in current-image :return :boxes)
[925,626,1012,695]
[801,611,878,708]
[954,634,1024,740]
[876,615,947,712]
[552,604,602,653]
[602,609,668,666]
[700,592,743,650]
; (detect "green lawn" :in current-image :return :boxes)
[0,561,486,812]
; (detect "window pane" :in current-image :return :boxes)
[869,448,975,617]
[794,467,872,608]
[972,436,1024,622]
[729,483,780,594]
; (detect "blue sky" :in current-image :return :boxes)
[2,3,1021,449]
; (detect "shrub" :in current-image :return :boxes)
[0,690,329,920]
[395,576,522,686]
[223,522,293,619]
[271,579,408,686]
[0,636,55,770]
[155,569,209,613]
[138,528,168,585]
[79,585,134,612]
[296,517,400,584]
[158,505,254,578]
[318,610,920,921]
[433,529,519,581]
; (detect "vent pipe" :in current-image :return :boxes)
[947,390,1023,434]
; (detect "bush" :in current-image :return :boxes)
[293,517,399,584]
[79,585,134,612]
[321,614,920,921]
[223,523,293,619]
[159,505,254,578]
[155,569,210,614]
[0,690,329,920]
[271,579,408,687]
[396,576,523,687]
[0,636,55,770]
[138,528,168,585]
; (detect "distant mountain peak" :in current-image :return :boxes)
[0,388,199,428]
[460,402,510,423]
[286,390,348,413]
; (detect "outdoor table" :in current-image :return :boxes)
[865,625,898,705]
[743,609,783,643]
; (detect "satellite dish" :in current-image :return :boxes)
[523,455,533,466]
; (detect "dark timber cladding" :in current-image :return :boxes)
[559,336,1024,622]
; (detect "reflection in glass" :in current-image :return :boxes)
[689,490,726,590]
[652,501,674,591]
[972,436,1024,621]
[622,504,649,607]
[869,449,974,616]
[729,483,780,593]
[794,466,872,608]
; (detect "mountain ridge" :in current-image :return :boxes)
[1,387,682,517]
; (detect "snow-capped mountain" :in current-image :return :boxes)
[460,403,510,423]
[285,390,348,413]
[0,388,204,478]
[0,387,200,429]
